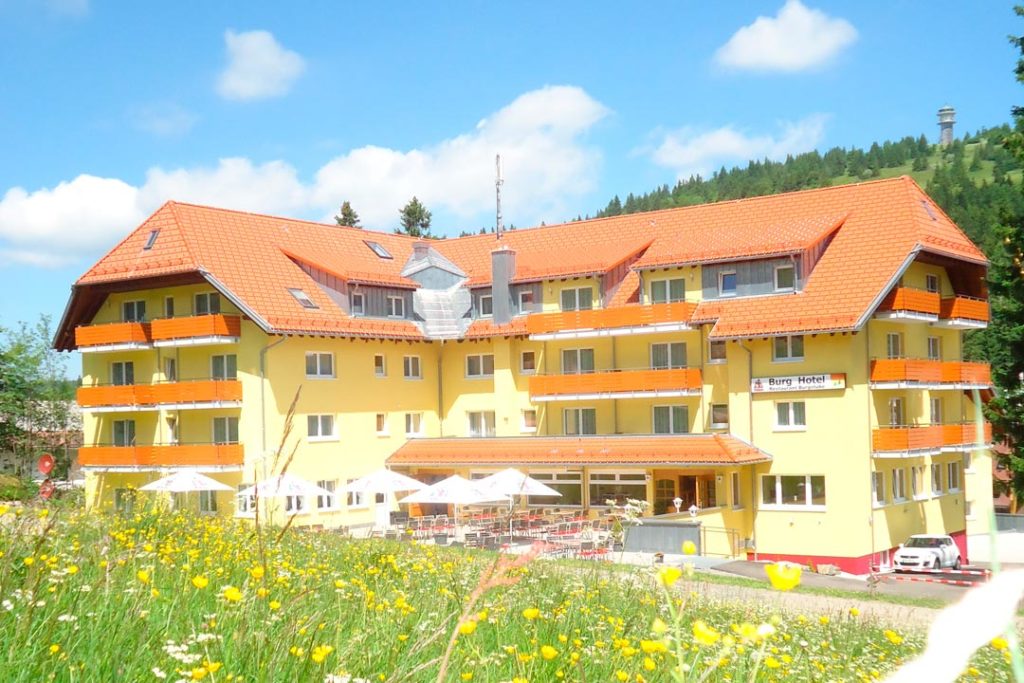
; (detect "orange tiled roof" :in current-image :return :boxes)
[464,317,529,339]
[386,434,771,467]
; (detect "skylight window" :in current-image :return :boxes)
[288,288,319,309]
[364,240,393,259]
[920,199,938,221]
[143,230,159,250]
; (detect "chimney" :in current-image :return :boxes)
[490,245,516,325]
[412,241,430,260]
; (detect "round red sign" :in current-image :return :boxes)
[39,479,56,500]
[37,453,54,476]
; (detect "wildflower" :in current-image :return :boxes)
[643,657,656,671]
[249,566,265,580]
[616,671,628,682]
[640,640,666,654]
[764,657,781,669]
[522,607,540,620]
[0,505,8,516]
[136,570,150,585]
[849,607,860,617]
[256,587,269,598]
[682,540,697,555]
[819,616,829,625]
[651,618,669,635]
[23,557,34,566]
[884,630,903,645]
[311,644,334,664]
[692,620,720,646]
[49,644,60,655]
[66,565,79,575]
[461,674,473,681]
[38,508,49,518]
[223,586,243,602]
[764,562,801,591]
[458,620,477,636]
[991,636,1009,651]
[656,566,682,588]
[191,576,209,589]
[269,600,281,610]
[190,667,208,680]
[541,645,558,660]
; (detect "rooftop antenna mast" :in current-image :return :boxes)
[495,154,504,240]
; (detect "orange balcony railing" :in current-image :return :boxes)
[877,288,940,316]
[151,314,241,342]
[870,359,942,384]
[940,361,992,386]
[942,422,993,449]
[940,296,990,323]
[78,443,244,468]
[526,302,697,336]
[529,367,702,398]
[75,321,152,348]
[77,380,242,409]
[872,426,944,452]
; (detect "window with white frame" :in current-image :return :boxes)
[931,463,943,494]
[561,348,595,374]
[760,474,826,509]
[930,397,942,426]
[213,417,239,444]
[518,290,535,313]
[375,413,388,436]
[651,278,685,303]
[386,295,405,318]
[113,419,136,447]
[478,295,493,317]
[527,471,583,506]
[651,342,686,369]
[211,354,237,380]
[236,484,255,515]
[708,340,727,364]
[466,353,495,378]
[284,495,306,514]
[305,352,334,378]
[374,354,386,377]
[947,461,961,492]
[403,355,421,379]
[872,471,885,506]
[925,274,940,293]
[886,332,904,359]
[164,296,175,319]
[365,241,392,259]
[560,287,593,311]
[520,350,536,374]
[774,265,796,292]
[911,465,927,500]
[307,414,336,441]
[589,472,647,506]
[888,398,905,426]
[164,357,177,382]
[467,411,496,437]
[346,480,367,508]
[731,471,742,509]
[317,480,337,510]
[774,401,807,430]
[927,336,942,361]
[405,413,423,436]
[653,405,689,434]
[563,407,597,435]
[521,409,537,433]
[199,489,218,514]
[891,468,907,502]
[122,300,146,323]
[350,292,364,316]
[111,361,135,386]
[772,335,804,362]
[710,404,729,429]
[718,271,737,297]
[195,292,222,315]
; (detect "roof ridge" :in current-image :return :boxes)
[900,175,987,262]
[76,201,185,284]
[167,201,202,274]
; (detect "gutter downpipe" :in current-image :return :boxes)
[867,323,876,573]
[438,340,445,436]
[259,335,288,479]
[739,340,756,561]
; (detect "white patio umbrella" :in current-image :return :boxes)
[399,475,509,527]
[343,469,427,495]
[139,470,234,493]
[237,473,333,499]
[476,468,561,537]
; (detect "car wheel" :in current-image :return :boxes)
[954,556,962,570]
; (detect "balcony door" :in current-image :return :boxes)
[561,348,595,374]
[113,420,136,447]
[888,398,905,427]
[651,342,686,370]
[111,361,134,386]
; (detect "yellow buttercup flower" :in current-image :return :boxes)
[458,620,477,635]
[311,644,334,664]
[764,562,801,591]
[249,566,265,580]
[640,640,667,654]
[651,617,669,635]
[883,629,903,645]
[992,636,1009,651]
[541,645,558,660]
[692,620,720,646]
[269,600,281,610]
[66,565,79,575]
[223,586,242,602]
[682,540,697,555]
[657,566,682,588]
[522,607,540,620]
[136,570,150,584]
[0,504,9,516]
[764,657,781,669]
[191,576,209,589]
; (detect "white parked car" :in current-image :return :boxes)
[893,534,962,571]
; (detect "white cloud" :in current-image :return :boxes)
[216,29,306,101]
[651,114,829,179]
[129,103,198,137]
[0,85,610,267]
[715,0,857,73]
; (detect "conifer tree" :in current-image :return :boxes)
[396,197,432,237]
[334,201,361,228]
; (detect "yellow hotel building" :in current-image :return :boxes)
[55,176,993,573]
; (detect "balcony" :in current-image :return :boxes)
[940,361,992,388]
[151,314,241,347]
[935,296,990,329]
[526,302,697,340]
[529,367,703,401]
[77,379,243,413]
[869,359,942,388]
[872,426,944,457]
[78,443,244,470]
[75,321,153,353]
[942,422,994,451]
[874,288,940,323]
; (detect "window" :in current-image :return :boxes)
[774,265,796,292]
[466,354,495,378]
[708,340,727,364]
[236,485,255,515]
[374,354,387,377]
[518,290,534,312]
[931,463,943,495]
[375,413,389,436]
[111,361,134,386]
[731,472,742,509]
[560,287,593,311]
[710,404,729,429]
[478,295,493,317]
[947,461,961,492]
[386,295,405,318]
[772,335,805,362]
[211,354,237,380]
[564,408,597,435]
[405,413,423,436]
[284,495,306,514]
[122,300,146,322]
[162,357,177,384]
[774,401,807,430]
[651,278,685,303]
[527,471,583,506]
[364,240,393,259]
[306,352,334,378]
[347,480,367,508]
[888,398,905,427]
[718,271,737,297]
[199,490,218,514]
[307,415,336,441]
[195,292,222,315]
[925,274,940,293]
[164,296,175,319]
[467,411,496,437]
[403,355,422,379]
[911,465,926,500]
[872,471,885,507]
[520,351,536,374]
[886,333,904,359]
[655,478,676,513]
[166,416,178,445]
[113,420,136,447]
[561,348,595,374]
[653,405,689,434]
[589,472,647,507]
[927,336,942,361]
[521,409,537,433]
[761,475,826,509]
[651,342,687,369]
[930,398,942,426]
[891,468,907,502]
[317,480,337,510]
[213,417,239,445]
[351,293,364,316]
[143,229,160,250]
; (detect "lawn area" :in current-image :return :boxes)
[0,503,1014,682]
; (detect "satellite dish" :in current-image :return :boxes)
[37,453,55,476]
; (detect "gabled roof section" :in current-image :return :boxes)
[401,244,467,279]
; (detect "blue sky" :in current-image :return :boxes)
[0,1,1019,346]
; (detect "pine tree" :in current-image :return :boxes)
[396,197,432,237]
[334,201,361,228]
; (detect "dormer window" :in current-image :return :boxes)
[288,288,318,309]
[143,230,159,250]
[351,292,364,316]
[478,295,493,317]
[387,295,405,318]
[774,265,795,292]
[365,241,393,259]
[719,271,737,297]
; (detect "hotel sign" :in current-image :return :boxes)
[751,373,846,393]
